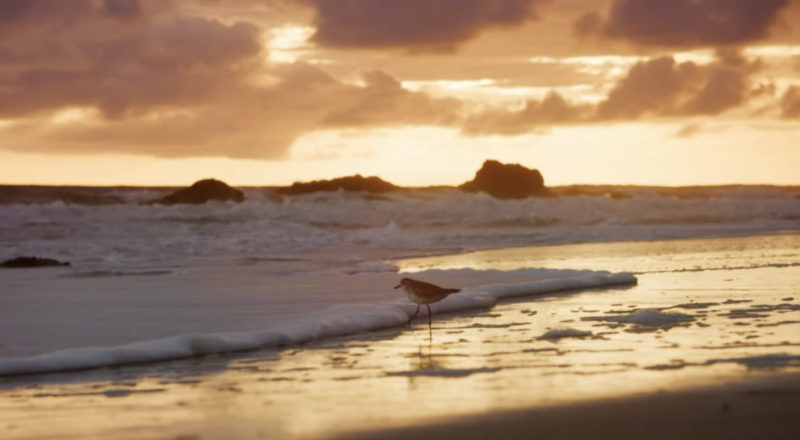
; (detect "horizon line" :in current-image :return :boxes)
[1,180,799,189]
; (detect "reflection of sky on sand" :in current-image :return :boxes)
[1,236,799,439]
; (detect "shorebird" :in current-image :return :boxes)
[394,277,460,327]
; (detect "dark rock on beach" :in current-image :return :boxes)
[276,174,400,195]
[152,179,245,205]
[1,256,71,268]
[459,160,549,199]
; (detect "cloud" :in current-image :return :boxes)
[0,0,465,159]
[322,70,462,127]
[576,0,792,48]
[0,7,261,119]
[460,50,763,135]
[103,0,144,18]
[0,0,793,160]
[462,92,591,135]
[1,63,463,159]
[306,0,548,51]
[597,50,760,119]
[782,86,800,117]
[0,0,93,24]
[673,122,704,138]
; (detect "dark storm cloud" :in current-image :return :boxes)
[306,0,548,50]
[575,0,792,47]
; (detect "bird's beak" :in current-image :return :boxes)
[393,284,401,289]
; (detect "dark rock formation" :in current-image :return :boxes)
[276,175,399,195]
[0,186,125,205]
[152,179,244,205]
[1,256,70,268]
[607,191,632,200]
[459,160,549,199]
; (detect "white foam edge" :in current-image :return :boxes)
[0,270,636,376]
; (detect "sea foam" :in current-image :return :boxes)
[3,187,799,267]
[0,269,635,376]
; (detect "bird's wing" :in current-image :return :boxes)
[409,278,460,294]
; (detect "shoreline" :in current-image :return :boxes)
[0,267,637,377]
[392,232,800,275]
[389,228,800,263]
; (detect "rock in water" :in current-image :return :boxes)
[1,257,70,268]
[276,175,399,195]
[153,179,245,205]
[459,160,549,199]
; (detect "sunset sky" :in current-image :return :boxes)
[1,0,799,187]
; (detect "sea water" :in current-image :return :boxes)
[1,185,798,375]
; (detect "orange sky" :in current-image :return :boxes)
[1,0,799,186]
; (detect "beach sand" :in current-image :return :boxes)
[340,372,800,440]
[1,235,799,439]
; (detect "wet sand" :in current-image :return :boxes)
[1,235,799,439]
[340,372,800,440]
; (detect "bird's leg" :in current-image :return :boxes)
[426,304,432,339]
[406,304,421,326]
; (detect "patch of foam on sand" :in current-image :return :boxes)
[710,354,800,370]
[646,354,800,371]
[583,309,694,330]
[0,269,636,377]
[539,328,594,340]
[386,367,502,378]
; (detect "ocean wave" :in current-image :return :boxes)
[0,269,635,376]
[1,186,799,267]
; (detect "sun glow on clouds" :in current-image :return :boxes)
[529,50,717,70]
[402,78,544,97]
[401,78,530,105]
[401,79,598,108]
[266,25,315,64]
[50,107,100,125]
[47,106,199,129]
[744,45,800,57]
[405,79,498,91]
[529,54,644,66]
